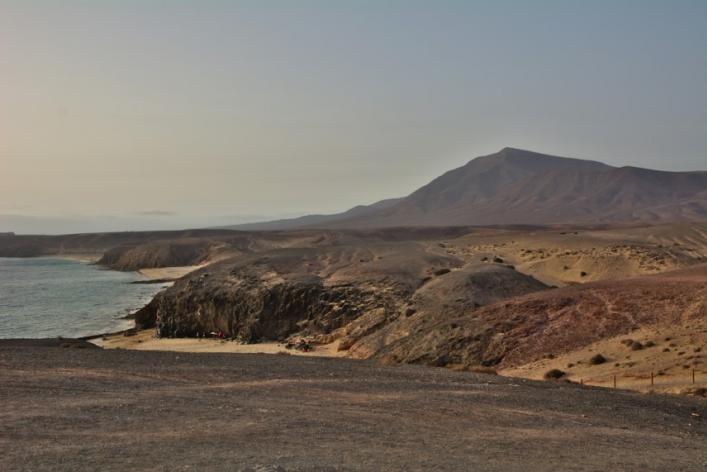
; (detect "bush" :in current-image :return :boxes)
[589,354,607,365]
[544,369,566,380]
[629,341,644,351]
[469,366,498,375]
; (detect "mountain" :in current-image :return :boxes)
[224,147,707,230]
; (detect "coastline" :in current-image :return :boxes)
[52,253,102,263]
[0,257,202,341]
[81,262,341,359]
[82,265,204,339]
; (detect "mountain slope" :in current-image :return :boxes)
[221,198,403,231]
[225,148,707,229]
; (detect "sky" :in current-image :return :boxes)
[1,0,706,233]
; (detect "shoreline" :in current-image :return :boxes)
[52,253,102,263]
[1,259,203,342]
[90,265,204,338]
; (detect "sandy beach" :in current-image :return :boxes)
[92,328,344,357]
[137,265,204,280]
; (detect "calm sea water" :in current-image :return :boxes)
[0,257,166,339]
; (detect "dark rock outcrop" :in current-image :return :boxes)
[98,240,214,271]
[134,244,552,361]
[134,243,463,343]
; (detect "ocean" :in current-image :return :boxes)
[0,257,166,339]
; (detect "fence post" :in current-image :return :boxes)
[650,371,654,387]
[693,368,696,384]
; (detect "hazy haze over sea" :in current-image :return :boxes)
[0,258,165,339]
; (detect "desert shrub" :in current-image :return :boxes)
[580,271,588,277]
[544,369,566,380]
[629,341,644,351]
[621,339,634,346]
[644,340,655,347]
[469,366,498,375]
[589,354,607,365]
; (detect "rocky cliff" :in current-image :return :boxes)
[134,243,551,362]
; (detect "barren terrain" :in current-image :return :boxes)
[1,341,705,472]
[2,222,707,397]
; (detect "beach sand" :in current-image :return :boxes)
[138,265,204,280]
[92,329,345,357]
[54,253,102,263]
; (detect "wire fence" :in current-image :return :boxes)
[578,368,705,390]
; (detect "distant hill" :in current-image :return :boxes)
[228,198,403,231]
[223,147,707,229]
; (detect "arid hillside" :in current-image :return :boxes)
[3,222,707,395]
[375,265,707,369]
[124,224,707,394]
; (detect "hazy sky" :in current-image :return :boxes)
[2,0,706,232]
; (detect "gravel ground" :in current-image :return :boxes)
[1,340,705,471]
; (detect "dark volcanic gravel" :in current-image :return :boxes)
[0,342,705,471]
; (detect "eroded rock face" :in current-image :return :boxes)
[140,274,390,342]
[134,243,553,362]
[135,243,452,343]
[347,264,550,362]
